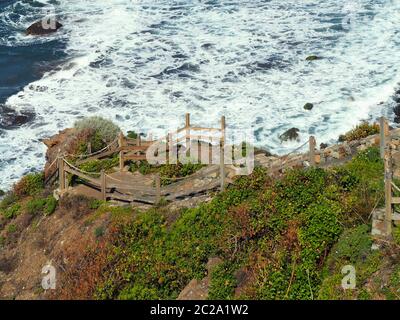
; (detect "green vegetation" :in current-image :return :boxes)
[127,131,138,139]
[339,121,380,142]
[74,116,120,143]
[129,160,205,185]
[13,172,44,198]
[87,147,384,300]
[1,204,21,220]
[79,156,119,173]
[26,196,58,216]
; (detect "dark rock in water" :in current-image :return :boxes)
[338,134,346,142]
[320,143,328,149]
[26,20,63,36]
[0,105,35,129]
[0,189,5,197]
[396,89,400,95]
[254,147,274,157]
[306,55,322,61]
[393,96,400,103]
[279,128,300,142]
[304,103,314,110]
[395,105,400,124]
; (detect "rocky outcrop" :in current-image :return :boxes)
[304,103,314,111]
[279,128,300,142]
[306,55,322,61]
[177,257,223,300]
[393,89,400,123]
[0,105,35,129]
[26,20,62,36]
[41,128,77,175]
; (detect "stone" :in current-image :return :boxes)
[26,20,63,36]
[207,257,223,273]
[177,278,208,300]
[306,55,322,61]
[303,103,314,110]
[0,105,35,129]
[279,127,300,142]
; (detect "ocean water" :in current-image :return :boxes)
[0,0,399,190]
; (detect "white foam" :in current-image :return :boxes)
[1,0,400,190]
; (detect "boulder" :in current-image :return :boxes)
[0,105,35,129]
[306,55,322,61]
[279,128,300,142]
[303,103,314,110]
[26,20,62,36]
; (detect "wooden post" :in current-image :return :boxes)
[118,131,124,172]
[380,117,386,158]
[220,116,226,191]
[87,142,92,154]
[155,174,161,204]
[119,151,124,172]
[309,136,316,167]
[166,133,170,165]
[384,149,393,237]
[58,157,65,191]
[136,135,141,147]
[118,131,124,148]
[186,113,191,158]
[100,170,106,201]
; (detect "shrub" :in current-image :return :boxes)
[2,204,21,219]
[79,156,119,173]
[45,196,58,216]
[0,192,17,210]
[127,131,138,139]
[338,122,379,142]
[89,199,105,210]
[26,196,58,216]
[7,224,17,234]
[13,173,44,198]
[74,116,120,143]
[94,226,105,238]
[208,263,237,299]
[26,198,47,215]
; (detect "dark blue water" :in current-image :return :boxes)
[0,0,66,104]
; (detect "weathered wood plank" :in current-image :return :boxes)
[64,167,100,186]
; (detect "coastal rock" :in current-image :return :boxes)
[41,128,77,175]
[306,55,322,61]
[320,143,328,149]
[303,103,314,110]
[26,20,63,36]
[279,128,300,142]
[394,104,400,123]
[0,105,35,129]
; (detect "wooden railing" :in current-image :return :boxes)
[45,113,231,204]
[45,114,395,207]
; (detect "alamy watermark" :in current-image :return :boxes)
[41,263,56,290]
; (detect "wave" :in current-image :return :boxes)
[0,0,399,189]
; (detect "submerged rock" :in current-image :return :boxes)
[279,128,300,142]
[0,105,35,129]
[306,55,322,61]
[304,103,314,110]
[26,20,63,36]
